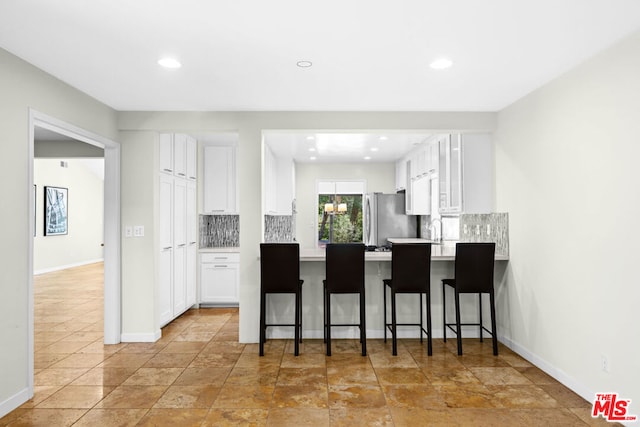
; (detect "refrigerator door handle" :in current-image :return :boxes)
[365,196,372,245]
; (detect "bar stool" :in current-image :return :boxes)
[259,243,304,356]
[383,243,432,356]
[324,243,366,356]
[442,242,497,356]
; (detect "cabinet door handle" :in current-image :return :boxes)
[214,265,228,268]
[178,244,186,247]
[209,209,224,212]
[178,173,186,176]
[162,246,172,250]
[163,168,173,172]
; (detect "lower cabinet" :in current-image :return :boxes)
[200,252,239,305]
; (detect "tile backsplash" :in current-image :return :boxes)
[459,213,509,256]
[264,215,294,243]
[199,215,239,247]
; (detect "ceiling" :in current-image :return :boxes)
[2,1,640,112]
[265,132,432,163]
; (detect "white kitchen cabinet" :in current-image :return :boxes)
[185,181,197,307]
[158,247,173,326]
[200,252,240,305]
[173,244,187,314]
[276,156,295,215]
[264,146,295,215]
[186,243,197,307]
[264,145,277,214]
[186,135,197,181]
[173,133,187,178]
[158,153,197,328]
[395,157,407,191]
[438,134,462,214]
[411,175,431,215]
[460,133,492,214]
[437,133,492,215]
[160,133,197,180]
[159,133,174,174]
[203,145,237,214]
[405,157,413,213]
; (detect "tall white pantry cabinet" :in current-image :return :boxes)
[159,133,197,327]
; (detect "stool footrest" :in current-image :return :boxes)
[445,323,495,336]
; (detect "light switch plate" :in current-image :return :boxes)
[133,226,145,237]
[125,226,133,238]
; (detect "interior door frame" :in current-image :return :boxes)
[27,109,121,392]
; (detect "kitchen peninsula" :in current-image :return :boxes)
[262,243,508,341]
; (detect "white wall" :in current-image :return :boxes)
[0,47,117,417]
[295,162,396,249]
[494,30,640,414]
[34,159,104,273]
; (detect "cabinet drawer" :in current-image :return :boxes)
[201,253,239,264]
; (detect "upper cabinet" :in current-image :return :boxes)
[159,134,174,174]
[160,133,197,181]
[438,133,493,215]
[264,145,295,215]
[394,158,407,192]
[398,133,492,216]
[438,134,462,214]
[203,145,238,214]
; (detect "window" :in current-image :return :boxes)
[317,181,364,247]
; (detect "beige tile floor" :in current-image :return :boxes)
[0,263,616,426]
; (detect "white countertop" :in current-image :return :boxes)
[387,238,439,244]
[300,245,508,262]
[199,247,240,253]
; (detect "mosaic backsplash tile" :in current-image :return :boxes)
[200,215,239,247]
[264,215,294,243]
[459,213,509,256]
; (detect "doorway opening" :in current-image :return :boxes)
[28,110,121,396]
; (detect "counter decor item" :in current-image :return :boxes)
[44,186,68,236]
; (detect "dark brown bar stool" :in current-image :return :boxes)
[442,242,497,356]
[259,243,303,356]
[323,243,366,356]
[383,243,432,356]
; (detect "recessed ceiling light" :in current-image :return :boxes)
[306,136,315,140]
[297,60,313,68]
[371,147,379,152]
[430,57,453,70]
[308,147,316,152]
[364,156,371,160]
[158,57,182,69]
[379,136,388,141]
[310,156,317,160]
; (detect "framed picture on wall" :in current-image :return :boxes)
[44,186,68,236]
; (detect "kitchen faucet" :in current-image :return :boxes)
[428,218,443,242]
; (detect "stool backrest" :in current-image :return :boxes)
[325,243,365,293]
[260,243,300,293]
[454,242,496,294]
[391,243,431,293]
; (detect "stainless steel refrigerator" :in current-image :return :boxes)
[364,193,417,248]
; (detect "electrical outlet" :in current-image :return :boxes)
[486,224,491,235]
[124,226,133,238]
[601,354,609,373]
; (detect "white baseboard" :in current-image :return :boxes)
[499,334,596,408]
[120,330,161,343]
[34,258,104,275]
[0,387,30,419]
